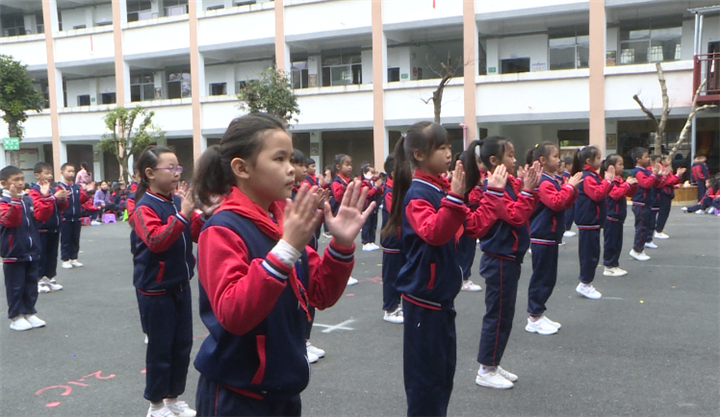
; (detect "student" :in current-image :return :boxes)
[113,181,129,218]
[573,145,614,299]
[301,158,324,248]
[330,154,359,286]
[76,162,92,191]
[456,149,485,292]
[380,154,404,323]
[1,166,46,331]
[383,123,504,414]
[601,155,637,277]
[360,164,382,252]
[691,155,709,202]
[473,136,539,390]
[525,142,581,335]
[132,146,204,417]
[57,163,90,269]
[644,155,665,249]
[29,162,70,293]
[192,113,372,416]
[682,177,720,214]
[630,147,662,262]
[562,156,577,238]
[93,180,117,223]
[655,156,685,239]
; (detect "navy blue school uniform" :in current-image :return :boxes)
[361,178,381,245]
[603,176,636,268]
[398,170,499,417]
[194,186,354,416]
[457,184,484,282]
[380,178,404,313]
[477,176,537,367]
[631,166,661,253]
[29,185,69,280]
[562,170,575,232]
[1,191,41,319]
[656,173,679,234]
[645,175,665,244]
[691,162,709,202]
[57,181,88,262]
[132,190,203,404]
[527,173,577,317]
[574,165,611,284]
[329,174,350,216]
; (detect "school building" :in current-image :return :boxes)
[1,0,718,184]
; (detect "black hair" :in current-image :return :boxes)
[630,147,649,167]
[305,157,316,167]
[381,121,450,239]
[600,154,622,178]
[0,165,23,182]
[331,154,351,178]
[324,165,331,173]
[194,113,287,206]
[34,161,52,174]
[80,162,89,171]
[564,156,573,168]
[383,154,395,180]
[24,183,30,190]
[361,164,373,175]
[291,149,305,166]
[649,154,662,164]
[460,143,480,203]
[135,146,174,202]
[571,145,602,175]
[450,152,462,171]
[60,162,75,171]
[525,141,557,166]
[694,154,705,160]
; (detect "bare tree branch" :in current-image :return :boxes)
[656,62,670,138]
[669,79,718,157]
[633,94,660,129]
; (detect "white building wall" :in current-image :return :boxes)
[285,1,371,37]
[235,60,274,83]
[197,10,274,47]
[124,21,189,56]
[383,0,463,25]
[476,0,588,14]
[361,49,373,84]
[54,31,115,64]
[0,38,47,67]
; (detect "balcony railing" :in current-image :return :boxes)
[693,52,720,103]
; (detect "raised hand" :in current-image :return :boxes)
[54,187,69,200]
[604,165,615,181]
[487,164,507,189]
[450,161,465,196]
[176,182,195,219]
[8,184,19,199]
[676,167,687,177]
[39,179,50,196]
[517,164,528,180]
[283,185,323,251]
[568,172,584,187]
[324,180,375,248]
[315,188,330,209]
[626,177,638,185]
[523,161,541,191]
[199,194,222,217]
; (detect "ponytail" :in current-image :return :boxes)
[462,140,483,202]
[381,137,410,239]
[571,145,601,175]
[194,145,228,206]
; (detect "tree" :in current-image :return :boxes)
[668,79,717,157]
[420,52,468,124]
[0,54,45,164]
[98,106,164,182]
[236,67,300,124]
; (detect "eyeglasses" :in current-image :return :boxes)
[152,166,183,175]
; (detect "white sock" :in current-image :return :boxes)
[150,401,164,411]
[479,365,496,375]
[164,397,177,405]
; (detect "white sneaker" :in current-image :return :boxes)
[146,406,175,417]
[347,277,358,286]
[9,316,32,331]
[654,231,669,239]
[306,342,325,358]
[542,315,561,329]
[525,317,558,335]
[695,209,704,214]
[563,230,576,237]
[47,278,63,291]
[38,281,51,293]
[709,207,719,215]
[24,314,46,328]
[629,249,650,261]
[164,400,196,417]
[383,307,404,324]
[645,241,658,249]
[144,333,148,344]
[497,366,519,382]
[308,350,319,364]
[322,232,332,238]
[62,261,73,269]
[576,283,602,300]
[604,267,628,277]
[90,220,101,226]
[475,369,514,389]
[70,259,83,267]
[559,241,566,246]
[362,243,379,252]
[461,280,482,292]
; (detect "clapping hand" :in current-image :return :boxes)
[450,161,465,196]
[487,164,508,189]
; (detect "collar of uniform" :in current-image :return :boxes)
[583,164,600,176]
[413,169,448,192]
[146,189,173,202]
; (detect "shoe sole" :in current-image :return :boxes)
[475,377,513,389]
[383,317,404,324]
[525,325,557,335]
[576,290,601,300]
[10,325,32,331]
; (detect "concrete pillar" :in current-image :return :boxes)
[310,131,321,164]
[589,0,606,153]
[371,0,387,168]
[93,146,103,181]
[189,0,204,162]
[112,0,127,105]
[274,0,290,73]
[463,0,478,145]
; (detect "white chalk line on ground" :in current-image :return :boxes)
[313,319,356,333]
[642,264,719,270]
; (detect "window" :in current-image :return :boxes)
[321,53,362,87]
[235,0,257,6]
[130,73,155,102]
[167,70,191,99]
[291,61,310,89]
[127,0,153,22]
[1,14,26,37]
[236,80,247,91]
[210,82,227,96]
[34,80,50,109]
[35,12,44,34]
[549,31,589,70]
[387,67,400,82]
[164,0,188,16]
[101,92,116,104]
[619,21,681,65]
[77,95,91,106]
[207,4,225,10]
[501,58,530,74]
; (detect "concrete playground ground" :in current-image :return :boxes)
[1,207,718,416]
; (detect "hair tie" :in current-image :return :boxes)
[535,143,539,148]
